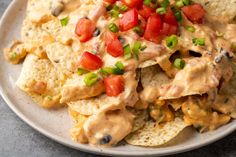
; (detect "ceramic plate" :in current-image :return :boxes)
[0,0,235,156]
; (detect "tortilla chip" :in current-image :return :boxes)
[16,54,65,108]
[129,109,149,133]
[141,65,171,88]
[60,74,105,103]
[67,95,117,116]
[125,118,188,147]
[193,0,236,22]
[140,65,171,102]
[26,0,54,24]
[42,19,74,45]
[45,42,79,75]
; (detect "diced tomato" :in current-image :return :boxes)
[121,0,142,8]
[80,52,103,70]
[160,23,178,36]
[104,31,117,46]
[104,75,124,97]
[75,18,96,42]
[104,31,124,57]
[103,0,117,4]
[144,14,163,43]
[163,8,178,26]
[119,9,139,31]
[138,5,155,20]
[107,39,124,57]
[181,4,205,23]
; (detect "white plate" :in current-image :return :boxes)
[0,0,235,156]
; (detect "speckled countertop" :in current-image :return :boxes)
[0,1,236,157]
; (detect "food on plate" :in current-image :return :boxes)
[3,0,236,147]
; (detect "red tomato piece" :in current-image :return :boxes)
[138,5,155,20]
[144,14,163,43]
[103,0,117,4]
[75,18,96,42]
[104,75,124,97]
[104,31,117,46]
[80,52,103,70]
[163,8,178,26]
[107,39,124,57]
[160,23,178,36]
[181,4,206,23]
[104,31,124,57]
[119,9,139,31]
[121,0,142,8]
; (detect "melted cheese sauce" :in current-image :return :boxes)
[7,0,236,146]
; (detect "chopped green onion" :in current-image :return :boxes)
[186,26,195,33]
[119,5,128,12]
[176,0,184,8]
[174,58,185,69]
[166,35,178,49]
[77,68,88,76]
[108,23,119,33]
[124,44,132,60]
[109,9,119,18]
[115,61,124,70]
[174,10,182,22]
[156,7,166,15]
[144,0,152,5]
[113,61,125,75]
[132,41,142,60]
[183,0,191,5]
[99,67,114,76]
[192,38,205,46]
[84,73,99,86]
[133,26,144,36]
[60,17,69,27]
[161,0,170,9]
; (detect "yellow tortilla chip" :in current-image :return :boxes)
[16,54,65,108]
[125,118,188,147]
[42,19,74,45]
[26,0,54,24]
[67,95,117,116]
[60,74,105,103]
[129,109,149,133]
[193,0,236,22]
[45,42,79,75]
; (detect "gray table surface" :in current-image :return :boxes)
[0,1,236,157]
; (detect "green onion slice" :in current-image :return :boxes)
[133,41,142,60]
[60,17,69,27]
[166,35,178,49]
[174,58,185,69]
[77,68,88,76]
[192,38,205,46]
[176,0,184,8]
[119,5,128,12]
[186,26,195,33]
[161,0,170,9]
[124,44,132,60]
[84,73,99,86]
[113,61,125,75]
[108,23,119,33]
[99,67,114,76]
[183,0,191,5]
[156,7,166,15]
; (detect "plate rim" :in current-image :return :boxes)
[0,0,236,156]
